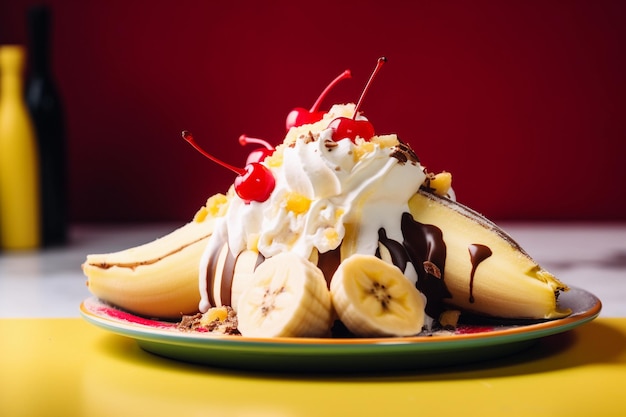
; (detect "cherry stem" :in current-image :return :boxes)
[182,130,245,175]
[310,69,352,112]
[238,134,274,150]
[352,57,386,120]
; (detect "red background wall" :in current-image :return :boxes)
[1,0,624,223]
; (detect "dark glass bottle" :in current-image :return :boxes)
[26,5,67,246]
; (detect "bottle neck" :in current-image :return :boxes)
[0,46,26,100]
[28,6,52,74]
[29,41,50,75]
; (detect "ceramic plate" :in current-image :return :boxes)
[80,287,601,372]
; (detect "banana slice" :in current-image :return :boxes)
[236,252,332,338]
[330,254,425,337]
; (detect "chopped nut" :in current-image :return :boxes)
[177,313,203,331]
[423,260,442,278]
[324,139,338,150]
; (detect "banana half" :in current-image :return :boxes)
[405,190,570,320]
[82,195,228,319]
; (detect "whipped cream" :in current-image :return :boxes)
[199,105,427,313]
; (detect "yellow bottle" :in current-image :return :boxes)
[0,45,41,249]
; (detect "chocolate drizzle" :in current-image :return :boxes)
[204,236,264,308]
[467,244,492,303]
[375,213,454,320]
[400,212,452,319]
[374,214,453,319]
[376,229,409,272]
[219,249,238,307]
[205,235,228,307]
[317,248,341,287]
[376,214,497,319]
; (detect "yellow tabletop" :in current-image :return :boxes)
[1,318,625,417]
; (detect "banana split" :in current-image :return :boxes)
[83,59,570,338]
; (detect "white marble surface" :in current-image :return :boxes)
[0,222,625,318]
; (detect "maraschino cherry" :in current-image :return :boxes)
[183,131,275,203]
[328,57,386,142]
[285,69,351,131]
[238,134,275,165]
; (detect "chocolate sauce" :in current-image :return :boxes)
[317,248,341,287]
[219,249,238,306]
[205,237,265,307]
[224,250,264,305]
[467,244,492,303]
[376,228,409,272]
[400,212,452,319]
[204,236,227,307]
